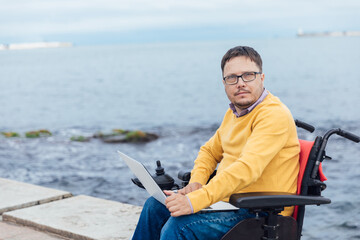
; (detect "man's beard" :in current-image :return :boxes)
[234,100,253,110]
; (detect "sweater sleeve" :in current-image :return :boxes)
[187,107,293,213]
[189,128,224,186]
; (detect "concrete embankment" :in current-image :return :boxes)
[0,178,142,240]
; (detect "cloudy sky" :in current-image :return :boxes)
[0,0,359,45]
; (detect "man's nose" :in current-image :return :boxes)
[236,77,246,87]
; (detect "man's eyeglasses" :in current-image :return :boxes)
[223,72,262,85]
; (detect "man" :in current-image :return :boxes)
[132,46,300,240]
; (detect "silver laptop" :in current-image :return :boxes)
[118,151,238,211]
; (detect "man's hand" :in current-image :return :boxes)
[178,182,202,195]
[164,190,192,217]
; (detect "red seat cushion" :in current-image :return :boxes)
[293,140,327,219]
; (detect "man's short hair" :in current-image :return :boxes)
[221,46,263,73]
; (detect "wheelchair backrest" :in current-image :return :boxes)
[293,138,327,220]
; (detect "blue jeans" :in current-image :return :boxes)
[132,197,260,240]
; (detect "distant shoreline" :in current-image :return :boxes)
[0,41,72,50]
[297,30,360,38]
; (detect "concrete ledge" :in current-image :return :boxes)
[0,178,72,214]
[0,221,67,240]
[3,195,142,240]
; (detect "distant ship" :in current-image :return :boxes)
[0,41,72,50]
[297,29,360,37]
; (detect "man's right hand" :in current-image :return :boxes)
[178,182,202,195]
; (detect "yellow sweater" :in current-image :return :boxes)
[187,92,300,216]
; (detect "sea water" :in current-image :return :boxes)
[0,37,359,239]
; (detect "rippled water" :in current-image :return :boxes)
[1,37,360,239]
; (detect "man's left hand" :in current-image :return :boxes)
[164,190,192,217]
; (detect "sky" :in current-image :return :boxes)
[0,0,359,45]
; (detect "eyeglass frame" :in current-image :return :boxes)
[223,72,262,85]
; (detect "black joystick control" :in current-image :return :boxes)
[131,160,177,190]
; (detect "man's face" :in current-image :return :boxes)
[223,56,265,112]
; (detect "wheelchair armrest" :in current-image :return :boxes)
[178,170,191,181]
[229,192,331,209]
[178,170,217,183]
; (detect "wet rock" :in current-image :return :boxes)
[112,129,128,134]
[101,134,128,143]
[25,131,40,138]
[99,130,158,143]
[70,136,91,142]
[1,132,20,138]
[93,130,125,139]
[25,129,52,138]
[125,130,158,142]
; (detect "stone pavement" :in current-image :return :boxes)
[0,178,142,240]
[0,220,67,240]
[3,195,142,240]
[0,178,72,214]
